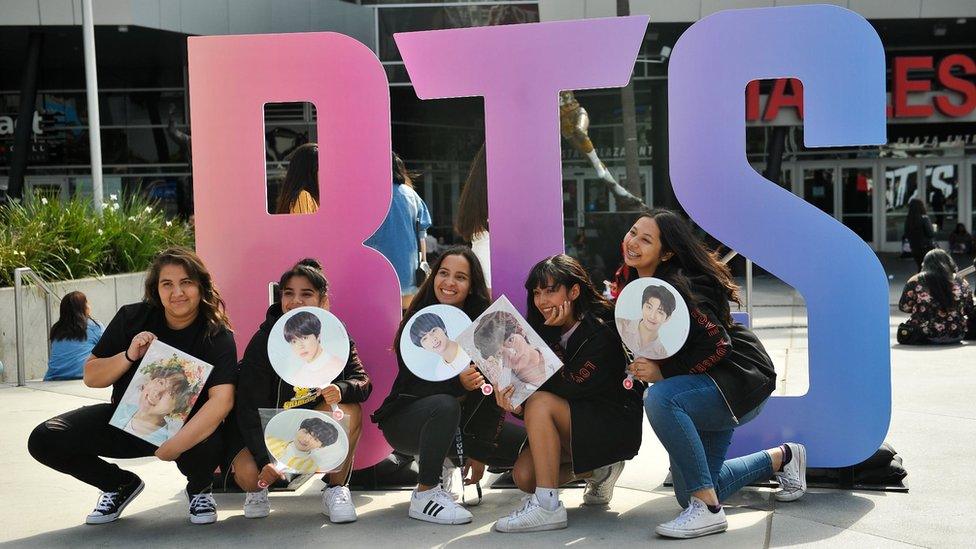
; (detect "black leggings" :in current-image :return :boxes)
[28,404,222,494]
[378,394,526,487]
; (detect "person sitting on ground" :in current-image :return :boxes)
[45,291,103,381]
[898,248,974,345]
[948,223,974,256]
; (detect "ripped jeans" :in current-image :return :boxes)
[28,404,222,494]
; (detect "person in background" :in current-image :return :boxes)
[903,198,936,272]
[45,291,103,381]
[455,145,491,292]
[948,223,974,256]
[898,248,974,345]
[366,152,432,310]
[274,143,320,215]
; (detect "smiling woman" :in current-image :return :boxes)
[27,246,238,526]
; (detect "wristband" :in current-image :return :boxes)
[124,349,136,363]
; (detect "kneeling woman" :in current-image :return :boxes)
[228,259,371,523]
[493,254,644,533]
[618,209,806,539]
[28,247,237,525]
[372,246,526,526]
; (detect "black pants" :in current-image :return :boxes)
[28,404,221,494]
[378,394,526,487]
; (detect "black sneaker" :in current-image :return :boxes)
[86,475,145,525]
[187,490,218,524]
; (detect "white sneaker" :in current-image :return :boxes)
[408,486,472,525]
[494,494,567,533]
[583,461,625,505]
[655,496,727,539]
[323,485,357,523]
[187,491,218,525]
[243,489,270,519]
[774,442,807,502]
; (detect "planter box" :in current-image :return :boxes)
[0,272,147,383]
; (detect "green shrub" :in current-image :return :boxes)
[0,194,193,287]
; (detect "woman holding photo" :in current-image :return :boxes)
[372,246,526,526]
[28,247,237,525]
[227,258,371,523]
[614,209,806,539]
[492,254,643,533]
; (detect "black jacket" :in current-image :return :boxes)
[537,310,644,473]
[235,304,372,468]
[658,275,776,421]
[371,336,509,462]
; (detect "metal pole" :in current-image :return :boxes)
[6,32,42,202]
[746,259,754,325]
[82,0,104,213]
[14,268,27,386]
[616,0,641,200]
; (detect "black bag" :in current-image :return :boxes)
[896,322,925,345]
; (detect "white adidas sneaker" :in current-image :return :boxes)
[408,486,472,525]
[655,496,727,539]
[494,494,567,533]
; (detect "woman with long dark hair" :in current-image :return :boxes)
[616,210,806,539]
[45,291,103,381]
[455,144,491,288]
[904,198,936,272]
[372,246,525,526]
[366,151,433,310]
[274,143,320,214]
[492,254,643,533]
[898,248,974,345]
[28,247,237,526]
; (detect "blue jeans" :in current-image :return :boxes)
[644,374,773,508]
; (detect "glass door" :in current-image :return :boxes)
[922,161,960,243]
[801,166,836,216]
[882,162,921,252]
[839,165,875,245]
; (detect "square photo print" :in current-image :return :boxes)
[456,295,563,408]
[109,340,213,446]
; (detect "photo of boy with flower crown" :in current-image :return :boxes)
[110,348,211,447]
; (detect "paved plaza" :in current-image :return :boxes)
[2,254,973,548]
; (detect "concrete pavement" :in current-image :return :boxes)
[1,253,973,548]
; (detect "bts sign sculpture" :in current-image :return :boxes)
[188,4,890,470]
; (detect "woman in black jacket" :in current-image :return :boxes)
[227,259,371,523]
[372,246,526,526]
[618,209,807,539]
[492,254,644,533]
[904,198,936,272]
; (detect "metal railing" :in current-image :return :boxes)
[720,251,754,322]
[13,267,60,387]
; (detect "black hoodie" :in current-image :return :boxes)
[235,304,372,468]
[657,274,777,421]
